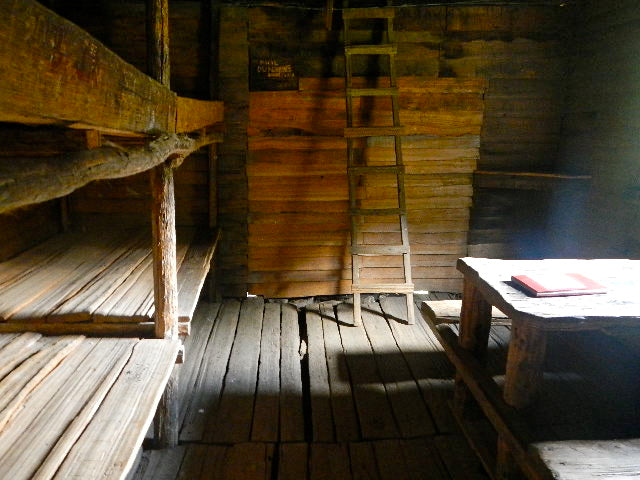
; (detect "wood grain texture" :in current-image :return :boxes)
[0,131,221,214]
[247,77,482,298]
[532,438,640,480]
[0,0,174,135]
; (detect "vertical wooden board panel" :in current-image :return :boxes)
[252,302,281,442]
[280,303,305,442]
[336,302,399,440]
[305,304,335,442]
[181,300,240,441]
[207,297,264,444]
[319,303,360,442]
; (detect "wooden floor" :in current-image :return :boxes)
[0,227,217,334]
[131,294,640,480]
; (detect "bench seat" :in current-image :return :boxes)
[0,332,179,479]
[421,299,510,325]
[531,438,640,479]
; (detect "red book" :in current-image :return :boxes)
[511,273,606,297]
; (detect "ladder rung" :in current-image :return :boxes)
[347,87,399,97]
[344,126,405,138]
[352,245,409,255]
[351,208,404,216]
[345,44,397,56]
[352,283,414,294]
[342,7,395,19]
[350,166,403,175]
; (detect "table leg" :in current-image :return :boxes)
[497,320,548,479]
[453,279,493,418]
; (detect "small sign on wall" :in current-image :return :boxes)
[250,56,298,91]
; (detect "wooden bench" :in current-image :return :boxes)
[530,438,640,479]
[0,332,180,479]
[422,299,509,325]
[423,299,640,480]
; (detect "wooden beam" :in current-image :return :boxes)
[176,97,224,133]
[0,131,222,215]
[0,0,174,135]
[0,0,223,136]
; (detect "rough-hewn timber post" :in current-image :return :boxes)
[148,0,180,449]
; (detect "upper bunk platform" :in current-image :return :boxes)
[0,227,220,337]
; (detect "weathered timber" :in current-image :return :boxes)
[0,131,221,214]
[177,97,224,133]
[0,0,222,136]
[151,155,178,341]
[147,0,179,452]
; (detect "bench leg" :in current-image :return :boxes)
[154,366,180,448]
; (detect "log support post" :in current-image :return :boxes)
[148,0,180,449]
[496,321,547,479]
[453,279,492,419]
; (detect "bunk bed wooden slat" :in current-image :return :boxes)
[0,335,179,480]
[0,227,218,332]
[52,339,180,478]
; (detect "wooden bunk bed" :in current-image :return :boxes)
[0,0,223,477]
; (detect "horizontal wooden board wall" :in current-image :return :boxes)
[553,0,640,259]
[244,4,566,295]
[247,77,485,297]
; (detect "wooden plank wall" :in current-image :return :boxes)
[552,0,640,258]
[0,126,84,261]
[243,4,565,296]
[217,7,251,297]
[0,2,567,296]
[248,77,484,296]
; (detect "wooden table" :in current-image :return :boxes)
[448,258,640,479]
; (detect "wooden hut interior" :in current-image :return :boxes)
[0,0,639,478]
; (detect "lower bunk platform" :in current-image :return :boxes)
[0,332,180,479]
[0,227,219,336]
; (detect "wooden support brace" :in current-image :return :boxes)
[0,131,221,215]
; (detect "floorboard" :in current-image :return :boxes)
[133,294,640,480]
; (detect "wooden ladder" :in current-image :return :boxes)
[342,5,414,326]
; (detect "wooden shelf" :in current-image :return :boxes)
[0,227,219,336]
[474,171,591,191]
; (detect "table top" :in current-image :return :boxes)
[457,258,640,330]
